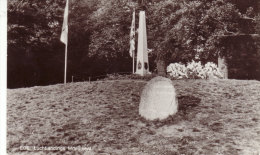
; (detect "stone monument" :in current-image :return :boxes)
[135,7,149,76]
[139,76,178,120]
[218,56,228,79]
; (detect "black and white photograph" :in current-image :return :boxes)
[4,0,260,154]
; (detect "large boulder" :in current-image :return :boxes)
[139,76,178,120]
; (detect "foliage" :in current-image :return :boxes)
[8,0,63,48]
[148,0,244,64]
[186,61,206,79]
[220,35,260,80]
[204,62,224,79]
[7,0,66,88]
[167,60,223,79]
[7,0,98,88]
[7,0,259,88]
[88,1,130,59]
[166,63,187,79]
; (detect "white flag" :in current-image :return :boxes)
[129,10,135,57]
[60,0,69,44]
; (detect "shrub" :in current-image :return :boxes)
[204,62,224,79]
[166,63,187,79]
[167,60,223,79]
[186,60,206,79]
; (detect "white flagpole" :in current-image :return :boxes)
[133,9,135,74]
[64,43,68,84]
[132,9,135,74]
[133,47,135,73]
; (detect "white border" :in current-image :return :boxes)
[0,0,7,154]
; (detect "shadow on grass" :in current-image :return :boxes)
[140,95,201,128]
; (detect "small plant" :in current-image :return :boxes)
[167,60,223,79]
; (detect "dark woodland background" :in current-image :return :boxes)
[7,0,260,88]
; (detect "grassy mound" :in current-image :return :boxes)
[7,79,260,155]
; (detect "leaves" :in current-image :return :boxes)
[7,0,260,88]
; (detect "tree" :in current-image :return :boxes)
[7,0,66,88]
[148,0,242,62]
[7,0,260,88]
[86,0,134,74]
[7,0,96,87]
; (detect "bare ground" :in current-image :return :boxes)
[7,79,260,155]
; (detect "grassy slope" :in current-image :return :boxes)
[7,79,260,155]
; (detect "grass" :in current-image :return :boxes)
[7,79,260,155]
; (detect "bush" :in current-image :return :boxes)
[166,63,187,79]
[186,61,205,79]
[167,60,224,80]
[204,62,224,79]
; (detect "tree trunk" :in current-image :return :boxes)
[156,59,166,76]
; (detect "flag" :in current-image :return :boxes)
[129,10,135,57]
[60,0,69,44]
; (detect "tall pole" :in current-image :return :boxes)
[133,48,135,73]
[64,43,68,84]
[133,8,135,74]
[129,7,136,74]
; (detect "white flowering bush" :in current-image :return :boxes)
[167,63,187,79]
[186,60,206,79]
[203,62,224,79]
[167,60,224,79]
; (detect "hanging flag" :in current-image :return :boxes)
[60,0,69,84]
[60,0,69,44]
[129,10,135,57]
